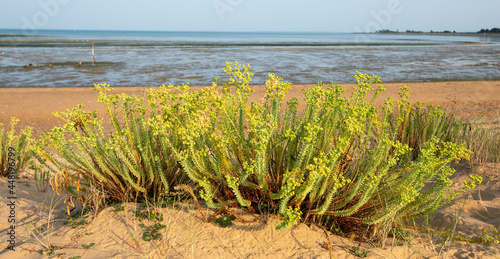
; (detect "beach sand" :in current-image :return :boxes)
[1,80,500,135]
[1,80,500,258]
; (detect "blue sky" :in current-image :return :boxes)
[0,0,498,32]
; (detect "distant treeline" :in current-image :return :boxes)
[478,28,500,34]
[376,28,499,34]
[376,29,456,33]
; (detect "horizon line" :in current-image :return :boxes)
[1,27,495,35]
[0,28,351,34]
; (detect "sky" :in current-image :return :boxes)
[0,0,498,33]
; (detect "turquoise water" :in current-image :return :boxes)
[0,29,499,87]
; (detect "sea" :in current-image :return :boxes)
[0,29,499,88]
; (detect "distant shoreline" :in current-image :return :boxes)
[368,32,500,37]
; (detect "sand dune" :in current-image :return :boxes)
[1,81,499,258]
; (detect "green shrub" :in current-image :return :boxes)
[37,62,480,238]
[1,117,33,177]
[390,93,467,164]
[169,62,478,233]
[36,85,191,205]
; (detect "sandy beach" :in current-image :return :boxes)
[2,80,500,135]
[1,80,500,258]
